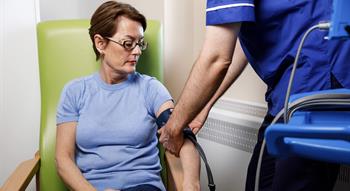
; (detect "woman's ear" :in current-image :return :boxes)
[94,34,106,53]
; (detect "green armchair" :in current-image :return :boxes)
[1,19,183,191]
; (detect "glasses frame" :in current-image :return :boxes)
[105,37,148,51]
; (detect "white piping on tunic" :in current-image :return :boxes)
[206,3,254,12]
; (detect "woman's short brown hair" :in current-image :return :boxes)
[89,1,147,60]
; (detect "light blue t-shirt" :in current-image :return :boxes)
[56,72,172,191]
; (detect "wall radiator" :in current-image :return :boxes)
[197,99,350,191]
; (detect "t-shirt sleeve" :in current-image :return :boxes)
[206,0,255,25]
[56,81,81,125]
[145,78,173,117]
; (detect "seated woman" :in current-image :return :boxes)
[55,1,200,191]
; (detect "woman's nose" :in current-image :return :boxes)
[131,44,142,55]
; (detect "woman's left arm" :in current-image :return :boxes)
[155,100,174,118]
[156,100,201,191]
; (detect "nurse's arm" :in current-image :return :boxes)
[56,122,96,191]
[189,39,248,134]
[160,23,242,155]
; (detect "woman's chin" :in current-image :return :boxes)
[127,67,136,73]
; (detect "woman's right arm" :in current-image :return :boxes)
[56,122,96,191]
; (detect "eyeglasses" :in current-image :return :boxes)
[105,37,148,51]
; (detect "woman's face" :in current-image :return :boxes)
[101,16,144,77]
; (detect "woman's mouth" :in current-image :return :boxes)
[127,60,137,65]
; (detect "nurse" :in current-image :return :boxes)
[159,1,350,190]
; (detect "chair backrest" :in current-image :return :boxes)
[37,19,163,190]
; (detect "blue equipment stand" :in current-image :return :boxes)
[265,89,350,165]
[329,0,350,39]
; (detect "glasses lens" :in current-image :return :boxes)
[123,41,134,50]
[139,41,148,51]
[115,38,148,51]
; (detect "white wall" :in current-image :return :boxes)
[164,0,195,99]
[0,0,40,188]
[0,0,4,144]
[40,0,163,22]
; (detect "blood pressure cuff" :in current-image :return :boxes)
[156,108,216,191]
[156,108,196,141]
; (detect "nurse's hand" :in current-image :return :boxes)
[158,124,184,156]
[188,108,209,134]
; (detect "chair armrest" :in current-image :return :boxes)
[1,151,40,191]
[165,152,184,191]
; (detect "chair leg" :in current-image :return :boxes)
[35,151,40,191]
[36,171,40,191]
